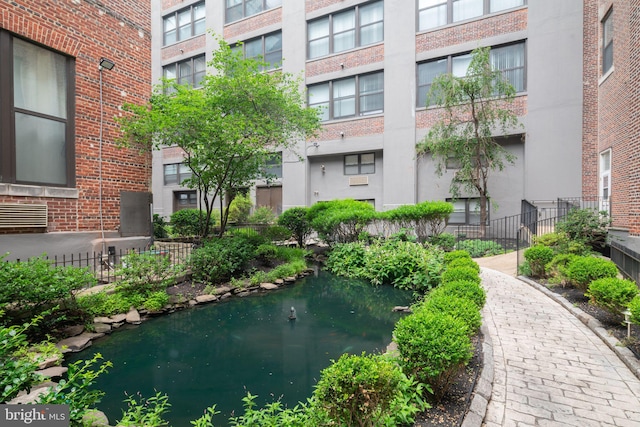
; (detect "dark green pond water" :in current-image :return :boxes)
[66,271,412,426]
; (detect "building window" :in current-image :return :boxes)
[163,1,206,46]
[232,31,282,70]
[417,42,525,107]
[309,72,384,121]
[447,198,483,224]
[599,149,611,211]
[164,163,192,185]
[226,0,282,24]
[0,33,75,187]
[418,0,525,31]
[602,9,613,74]
[308,1,383,59]
[163,54,206,91]
[174,190,198,210]
[344,153,375,175]
[262,152,283,179]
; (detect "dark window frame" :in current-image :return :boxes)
[446,197,487,225]
[416,41,526,107]
[344,153,376,175]
[417,0,526,31]
[602,8,613,74]
[307,0,384,60]
[174,190,198,211]
[232,31,283,70]
[308,71,384,121]
[163,163,193,186]
[163,54,207,92]
[0,31,76,187]
[225,0,282,24]
[163,1,206,46]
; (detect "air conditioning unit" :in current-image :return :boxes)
[0,203,48,228]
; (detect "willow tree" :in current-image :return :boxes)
[417,47,521,234]
[118,39,320,237]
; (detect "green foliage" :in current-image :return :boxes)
[278,207,312,247]
[586,278,639,318]
[0,314,44,402]
[153,214,169,239]
[566,256,619,291]
[247,206,277,224]
[394,310,473,401]
[190,236,256,284]
[555,208,611,250]
[629,295,640,326]
[545,253,579,284]
[384,201,454,241]
[533,232,590,255]
[307,199,377,245]
[190,406,219,427]
[143,291,170,312]
[229,393,311,427]
[116,251,183,297]
[274,246,309,263]
[228,193,252,224]
[263,225,293,242]
[312,352,427,427]
[416,46,521,228]
[455,239,504,257]
[418,295,481,336]
[440,266,481,285]
[325,242,368,278]
[38,353,112,427]
[430,280,486,310]
[446,257,480,272]
[443,250,472,264]
[170,209,206,237]
[427,232,456,251]
[255,243,279,265]
[117,391,171,427]
[524,245,554,278]
[76,291,139,318]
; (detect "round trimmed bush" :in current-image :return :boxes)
[586,277,639,317]
[443,250,472,264]
[446,257,480,273]
[440,266,481,285]
[419,294,481,335]
[430,280,486,309]
[566,256,619,291]
[629,295,640,326]
[524,244,554,278]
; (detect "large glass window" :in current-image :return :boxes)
[164,163,192,185]
[233,32,282,70]
[447,198,483,224]
[308,72,384,121]
[1,34,75,187]
[602,9,613,74]
[344,153,375,175]
[163,54,206,92]
[174,190,198,210]
[225,0,282,24]
[418,0,525,31]
[599,149,611,211]
[416,42,525,107]
[307,1,383,59]
[163,1,205,46]
[262,152,283,179]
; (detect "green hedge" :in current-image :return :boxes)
[566,256,619,291]
[587,277,639,317]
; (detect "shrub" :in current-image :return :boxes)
[533,232,590,255]
[555,208,611,250]
[586,278,639,318]
[263,225,293,242]
[455,239,503,257]
[566,256,619,291]
[229,393,311,427]
[307,199,376,245]
[629,295,640,326]
[430,280,486,309]
[419,294,482,335]
[255,243,278,265]
[427,233,456,251]
[227,227,269,247]
[247,206,276,225]
[325,242,368,278]
[118,391,171,427]
[312,352,427,427]
[394,310,473,401]
[143,291,170,312]
[524,245,554,278]
[227,193,252,224]
[545,253,580,284]
[152,214,168,239]
[384,201,454,241]
[170,209,206,237]
[278,207,312,247]
[440,266,481,285]
[116,251,183,297]
[189,236,256,284]
[443,250,472,264]
[446,257,480,272]
[76,292,134,317]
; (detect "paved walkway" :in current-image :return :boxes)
[475,254,640,427]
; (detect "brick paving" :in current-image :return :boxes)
[479,265,640,427]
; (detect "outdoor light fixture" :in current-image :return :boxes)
[99,57,115,71]
[624,309,632,339]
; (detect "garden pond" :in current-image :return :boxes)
[66,270,412,426]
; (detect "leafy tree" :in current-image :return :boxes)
[417,47,522,234]
[118,38,320,237]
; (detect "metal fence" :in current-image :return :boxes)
[610,241,640,284]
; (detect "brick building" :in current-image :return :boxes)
[151,0,585,229]
[0,0,152,260]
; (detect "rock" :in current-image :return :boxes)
[168,295,186,304]
[237,291,251,297]
[37,366,68,379]
[110,313,127,323]
[274,279,284,285]
[112,322,124,329]
[94,316,114,324]
[38,356,61,370]
[392,306,411,313]
[82,409,110,427]
[56,332,104,353]
[260,283,279,290]
[213,286,232,295]
[284,276,296,283]
[125,308,141,324]
[93,323,112,334]
[195,294,218,304]
[8,383,55,404]
[220,292,232,300]
[189,299,198,306]
[61,324,85,337]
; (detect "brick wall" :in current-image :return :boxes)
[306,44,384,78]
[0,0,152,233]
[223,7,282,40]
[582,0,600,199]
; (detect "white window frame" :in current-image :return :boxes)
[418,0,526,31]
[599,149,611,212]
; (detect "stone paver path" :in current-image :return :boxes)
[481,268,640,427]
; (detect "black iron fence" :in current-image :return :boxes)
[611,241,640,284]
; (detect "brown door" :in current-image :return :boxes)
[256,186,282,215]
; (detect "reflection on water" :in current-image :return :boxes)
[66,270,412,426]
